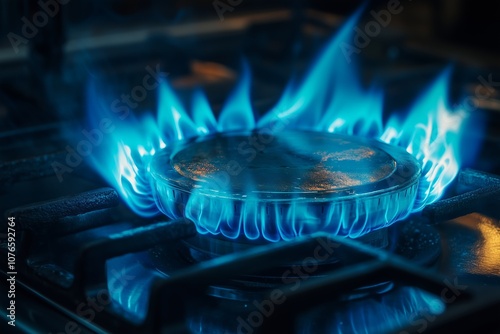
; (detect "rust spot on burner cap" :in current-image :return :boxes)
[171,131,396,193]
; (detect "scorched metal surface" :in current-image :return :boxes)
[150,130,421,240]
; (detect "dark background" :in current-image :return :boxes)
[0,0,499,172]
[1,3,500,333]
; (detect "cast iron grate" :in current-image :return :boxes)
[1,168,500,333]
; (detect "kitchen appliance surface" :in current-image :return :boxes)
[1,1,500,333]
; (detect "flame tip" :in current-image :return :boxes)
[84,5,483,237]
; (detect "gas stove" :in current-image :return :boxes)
[2,170,500,334]
[1,1,500,334]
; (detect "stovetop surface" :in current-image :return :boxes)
[1,5,500,334]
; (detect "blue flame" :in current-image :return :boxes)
[258,7,383,137]
[85,85,159,216]
[107,253,159,322]
[297,286,445,334]
[218,60,255,132]
[85,8,481,240]
[380,67,468,210]
[184,285,446,333]
[192,89,217,134]
[158,81,198,142]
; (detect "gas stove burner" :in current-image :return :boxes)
[150,130,421,241]
[181,228,389,263]
[149,219,441,301]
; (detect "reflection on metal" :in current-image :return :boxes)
[454,213,500,276]
[150,131,420,241]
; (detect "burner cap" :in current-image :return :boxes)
[150,130,421,241]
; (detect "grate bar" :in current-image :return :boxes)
[7,187,119,228]
[422,169,500,223]
[73,218,197,296]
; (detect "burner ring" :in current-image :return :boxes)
[149,130,421,241]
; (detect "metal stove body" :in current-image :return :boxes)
[1,1,500,333]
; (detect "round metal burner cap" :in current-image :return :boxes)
[150,130,421,241]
